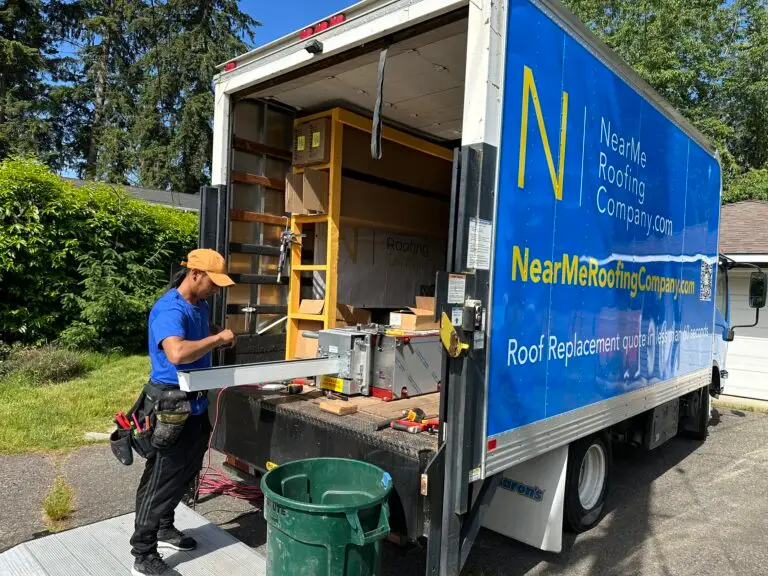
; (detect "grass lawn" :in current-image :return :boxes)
[0,354,149,454]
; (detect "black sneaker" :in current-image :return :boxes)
[131,553,180,576]
[157,526,197,551]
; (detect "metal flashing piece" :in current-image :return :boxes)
[177,357,341,392]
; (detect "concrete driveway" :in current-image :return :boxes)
[2,407,767,575]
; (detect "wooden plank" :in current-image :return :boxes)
[294,214,328,224]
[319,400,359,416]
[230,210,289,226]
[233,136,292,160]
[359,393,440,419]
[231,171,285,190]
[293,162,331,174]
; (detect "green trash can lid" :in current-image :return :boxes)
[261,457,393,513]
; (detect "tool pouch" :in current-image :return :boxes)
[145,383,191,451]
[131,428,156,459]
[152,410,189,450]
[110,428,134,466]
[127,389,157,460]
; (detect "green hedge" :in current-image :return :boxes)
[0,157,198,352]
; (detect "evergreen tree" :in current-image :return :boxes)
[50,0,142,182]
[0,0,56,162]
[134,0,258,192]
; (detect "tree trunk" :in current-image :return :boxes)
[0,72,6,127]
[85,36,109,179]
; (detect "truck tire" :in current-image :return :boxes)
[564,433,612,533]
[680,384,710,441]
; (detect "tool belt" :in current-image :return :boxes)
[109,381,193,466]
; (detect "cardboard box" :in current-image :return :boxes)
[306,118,331,165]
[302,168,328,213]
[285,173,306,214]
[292,299,373,358]
[389,297,438,331]
[293,123,310,166]
[285,169,329,214]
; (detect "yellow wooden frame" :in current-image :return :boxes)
[285,107,451,359]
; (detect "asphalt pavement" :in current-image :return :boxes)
[2,406,767,575]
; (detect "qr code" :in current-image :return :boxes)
[700,261,713,301]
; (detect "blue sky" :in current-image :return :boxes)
[240,0,352,47]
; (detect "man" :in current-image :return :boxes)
[131,248,236,576]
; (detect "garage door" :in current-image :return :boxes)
[724,269,768,400]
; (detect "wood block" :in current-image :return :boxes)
[319,401,359,416]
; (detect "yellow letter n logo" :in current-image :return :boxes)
[517,65,569,200]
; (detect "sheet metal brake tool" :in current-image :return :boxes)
[176,325,443,398]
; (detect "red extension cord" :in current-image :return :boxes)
[194,386,265,503]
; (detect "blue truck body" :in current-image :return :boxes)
[486,0,723,440]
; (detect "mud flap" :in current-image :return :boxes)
[482,445,568,552]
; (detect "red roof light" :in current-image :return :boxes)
[224,61,236,72]
[299,13,346,40]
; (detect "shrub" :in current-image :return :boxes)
[0,346,89,385]
[0,157,197,350]
[43,477,75,523]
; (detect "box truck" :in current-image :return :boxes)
[189,0,768,573]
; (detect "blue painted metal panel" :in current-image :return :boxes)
[486,0,722,438]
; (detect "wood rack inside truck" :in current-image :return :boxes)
[189,0,766,574]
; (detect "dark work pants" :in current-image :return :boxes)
[130,412,210,559]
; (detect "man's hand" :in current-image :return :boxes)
[217,329,237,348]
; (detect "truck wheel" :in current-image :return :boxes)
[564,434,612,533]
[681,384,710,441]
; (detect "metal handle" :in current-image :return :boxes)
[346,502,390,546]
[361,333,373,395]
[301,331,320,340]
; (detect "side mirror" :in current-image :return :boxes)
[725,328,735,342]
[749,271,767,309]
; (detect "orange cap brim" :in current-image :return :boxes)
[206,271,235,287]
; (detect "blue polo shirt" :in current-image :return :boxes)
[148,289,210,414]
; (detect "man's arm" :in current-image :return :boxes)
[162,329,236,365]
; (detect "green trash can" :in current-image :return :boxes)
[261,457,393,576]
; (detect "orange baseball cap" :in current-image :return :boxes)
[181,249,235,287]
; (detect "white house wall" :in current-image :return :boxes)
[725,268,768,400]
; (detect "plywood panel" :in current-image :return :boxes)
[231,182,263,211]
[234,101,264,142]
[230,221,257,244]
[233,149,264,174]
[342,127,451,195]
[341,176,449,238]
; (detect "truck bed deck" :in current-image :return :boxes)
[0,504,266,576]
[214,386,439,459]
[211,387,440,538]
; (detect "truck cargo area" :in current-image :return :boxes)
[205,8,473,541]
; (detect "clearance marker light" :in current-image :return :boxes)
[299,13,346,40]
